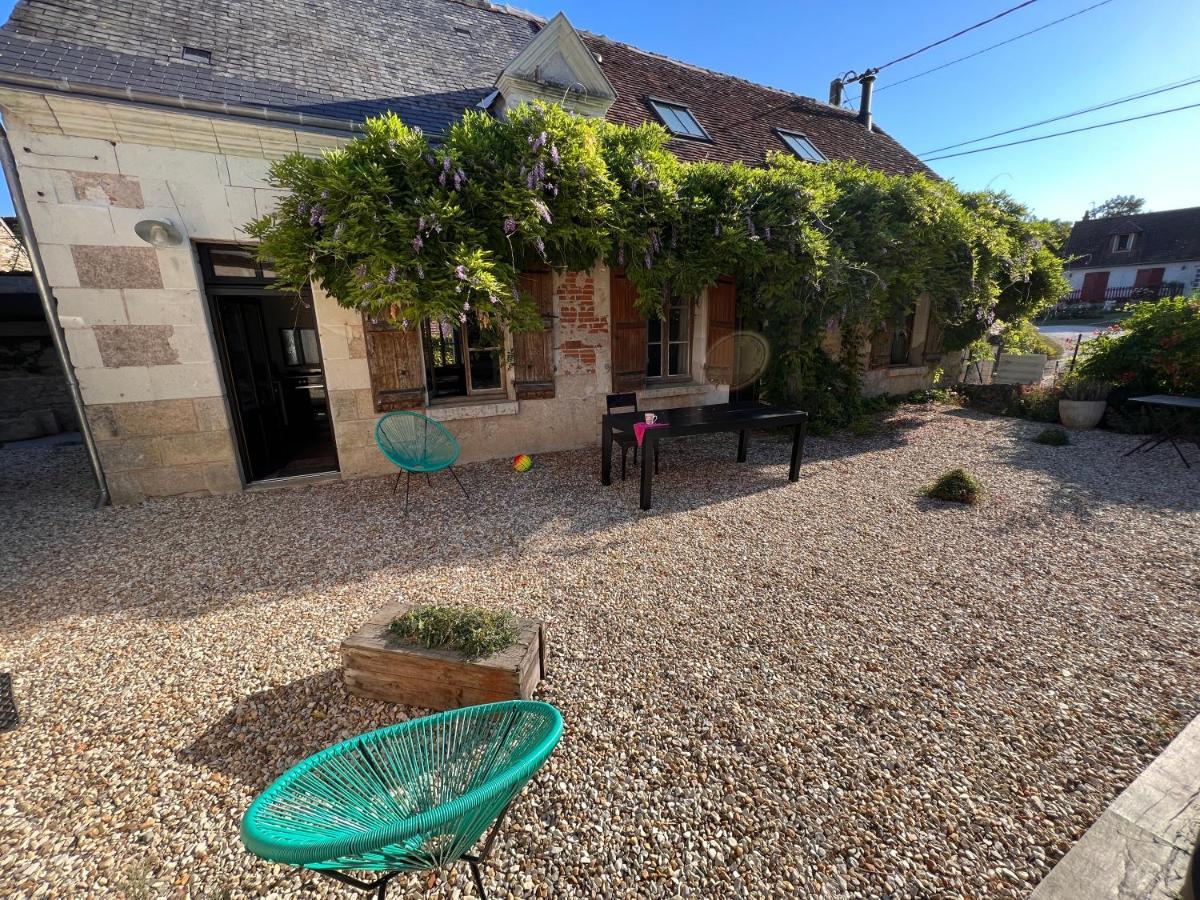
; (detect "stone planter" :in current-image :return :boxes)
[1058,399,1106,430]
[341,603,546,711]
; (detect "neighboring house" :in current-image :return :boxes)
[1060,206,1200,310]
[0,0,940,503]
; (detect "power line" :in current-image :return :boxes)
[922,101,1200,161]
[877,0,1116,93]
[875,0,1040,72]
[919,73,1200,155]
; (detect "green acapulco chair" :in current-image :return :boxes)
[375,411,469,512]
[241,700,563,899]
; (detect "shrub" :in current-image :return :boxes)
[998,318,1063,359]
[1033,427,1070,446]
[1060,376,1112,401]
[1016,383,1062,421]
[923,467,983,504]
[389,605,518,660]
[1077,296,1200,395]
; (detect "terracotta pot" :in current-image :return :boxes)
[1058,399,1106,430]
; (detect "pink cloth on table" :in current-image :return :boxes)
[633,421,667,447]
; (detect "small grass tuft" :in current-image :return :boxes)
[923,467,983,505]
[389,605,518,660]
[1033,427,1070,446]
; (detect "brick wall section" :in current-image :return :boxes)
[555,271,605,376]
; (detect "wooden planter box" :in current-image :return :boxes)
[341,603,546,711]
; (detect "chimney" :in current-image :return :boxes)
[828,78,844,107]
[857,69,877,131]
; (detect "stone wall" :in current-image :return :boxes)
[0,89,343,502]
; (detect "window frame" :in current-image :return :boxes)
[421,315,507,402]
[1112,233,1136,253]
[775,129,827,162]
[647,97,712,141]
[646,293,694,382]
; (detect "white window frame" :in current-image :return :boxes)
[647,97,711,141]
[775,129,827,162]
[1112,233,1135,253]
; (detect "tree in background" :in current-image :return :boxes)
[1082,194,1146,220]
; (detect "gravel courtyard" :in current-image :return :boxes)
[2,405,1198,899]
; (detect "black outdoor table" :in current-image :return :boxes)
[1124,394,1200,468]
[601,401,808,509]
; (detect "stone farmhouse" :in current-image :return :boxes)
[0,0,944,503]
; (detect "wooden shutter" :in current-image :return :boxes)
[363,315,425,411]
[609,268,647,392]
[923,314,945,362]
[704,276,736,384]
[513,268,556,399]
[868,321,894,369]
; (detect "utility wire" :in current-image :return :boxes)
[919,73,1200,155]
[922,101,1200,160]
[843,0,1114,107]
[878,0,1115,93]
[875,0,1039,72]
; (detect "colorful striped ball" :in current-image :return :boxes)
[512,454,534,473]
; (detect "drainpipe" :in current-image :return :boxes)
[857,69,877,131]
[0,118,109,506]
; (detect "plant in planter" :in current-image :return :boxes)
[922,467,983,504]
[342,603,546,710]
[388,604,518,660]
[1033,427,1070,446]
[1059,376,1112,430]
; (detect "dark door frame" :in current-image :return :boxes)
[204,281,340,484]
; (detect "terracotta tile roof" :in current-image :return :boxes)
[1063,206,1200,269]
[585,35,931,177]
[0,0,928,176]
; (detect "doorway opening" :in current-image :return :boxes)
[201,245,339,483]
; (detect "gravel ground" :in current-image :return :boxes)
[2,405,1198,899]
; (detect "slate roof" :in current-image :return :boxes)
[1062,206,1200,269]
[0,0,928,175]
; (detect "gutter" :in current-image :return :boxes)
[0,117,109,507]
[0,71,451,140]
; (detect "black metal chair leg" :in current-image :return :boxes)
[392,472,401,494]
[468,859,487,899]
[621,446,628,481]
[654,443,659,474]
[449,466,470,499]
[404,471,412,513]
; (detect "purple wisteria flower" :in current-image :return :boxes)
[533,161,546,183]
[534,236,545,256]
[320,190,329,200]
[526,170,537,190]
[453,169,466,190]
[533,200,552,224]
[443,156,452,173]
[503,216,517,236]
[418,216,426,231]
[412,234,424,253]
[333,222,345,240]
[549,144,560,165]
[644,249,653,269]
[746,217,757,238]
[354,263,367,279]
[416,264,425,279]
[459,312,468,323]
[401,318,410,330]
[362,281,374,290]
[386,265,397,283]
[425,154,436,166]
[488,293,499,305]
[309,204,324,226]
[454,265,468,280]
[463,301,470,311]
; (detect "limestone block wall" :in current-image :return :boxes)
[0,89,345,502]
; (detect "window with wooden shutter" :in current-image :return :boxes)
[868,320,894,369]
[923,315,945,362]
[513,268,555,399]
[363,315,426,411]
[704,276,736,384]
[610,268,647,392]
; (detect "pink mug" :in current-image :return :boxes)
[644,412,658,424]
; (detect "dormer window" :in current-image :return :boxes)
[648,99,710,140]
[776,129,826,162]
[1112,233,1135,252]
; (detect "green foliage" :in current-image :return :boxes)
[997,318,1061,358]
[389,605,518,660]
[248,103,1068,418]
[1076,296,1200,395]
[1033,427,1070,446]
[923,467,983,504]
[1060,375,1112,402]
[1016,383,1063,421]
[1084,194,1145,220]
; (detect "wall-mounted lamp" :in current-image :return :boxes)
[134,219,183,248]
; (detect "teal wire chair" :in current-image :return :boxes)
[241,700,563,899]
[375,411,469,512]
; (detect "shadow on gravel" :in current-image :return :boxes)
[180,669,409,790]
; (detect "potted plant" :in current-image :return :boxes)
[1058,377,1111,429]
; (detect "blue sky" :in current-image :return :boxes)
[0,0,1197,222]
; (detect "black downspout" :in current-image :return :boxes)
[857,70,877,131]
[0,118,110,507]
